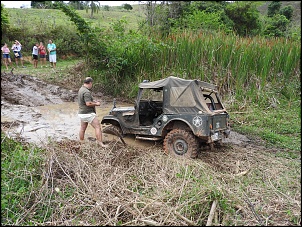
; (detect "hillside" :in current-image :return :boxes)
[5,4,145,32]
[5,1,301,33]
[257,1,301,26]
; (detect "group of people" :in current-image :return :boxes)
[1,39,57,70]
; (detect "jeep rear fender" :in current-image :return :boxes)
[162,119,193,136]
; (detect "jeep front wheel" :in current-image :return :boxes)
[102,125,126,145]
[163,129,198,158]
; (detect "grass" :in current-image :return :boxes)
[1,133,45,225]
[229,101,301,151]
[6,4,145,32]
[1,135,300,225]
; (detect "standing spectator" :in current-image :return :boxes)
[47,39,56,69]
[32,43,39,68]
[78,77,108,148]
[11,40,25,68]
[38,42,47,67]
[1,43,13,70]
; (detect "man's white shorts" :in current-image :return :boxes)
[49,54,56,63]
[78,113,96,123]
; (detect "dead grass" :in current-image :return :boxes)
[20,138,300,226]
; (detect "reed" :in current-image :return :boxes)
[120,30,301,105]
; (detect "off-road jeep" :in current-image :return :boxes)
[101,76,230,158]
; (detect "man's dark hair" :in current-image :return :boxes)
[84,77,93,84]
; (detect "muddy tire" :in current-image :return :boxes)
[209,142,215,151]
[102,125,126,145]
[215,139,223,148]
[163,129,198,158]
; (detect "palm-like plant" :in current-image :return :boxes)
[84,1,100,18]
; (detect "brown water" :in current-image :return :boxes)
[1,101,160,149]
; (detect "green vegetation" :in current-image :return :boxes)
[1,133,46,225]
[231,103,301,151]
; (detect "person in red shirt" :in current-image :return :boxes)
[38,42,47,67]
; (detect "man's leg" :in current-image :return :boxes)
[53,55,56,68]
[49,55,53,67]
[79,121,88,142]
[90,117,108,147]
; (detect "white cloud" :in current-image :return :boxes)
[1,1,31,8]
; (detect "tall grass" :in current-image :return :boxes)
[159,31,300,100]
[102,29,300,104]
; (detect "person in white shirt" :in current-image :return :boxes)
[32,43,39,68]
[11,40,25,68]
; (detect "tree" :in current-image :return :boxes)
[263,14,289,37]
[84,1,100,18]
[225,1,261,36]
[102,5,110,11]
[267,1,281,17]
[143,1,190,33]
[1,3,10,34]
[279,5,294,21]
[145,1,157,27]
[31,1,54,9]
[68,1,86,10]
[123,3,133,11]
[191,1,228,13]
[55,2,108,66]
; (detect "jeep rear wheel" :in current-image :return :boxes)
[102,125,126,145]
[163,129,198,158]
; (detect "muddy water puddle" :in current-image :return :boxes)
[1,101,160,149]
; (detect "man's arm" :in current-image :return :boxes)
[85,101,100,107]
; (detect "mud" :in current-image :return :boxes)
[0,72,164,149]
[1,72,252,149]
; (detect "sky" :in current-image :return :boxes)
[1,1,139,8]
